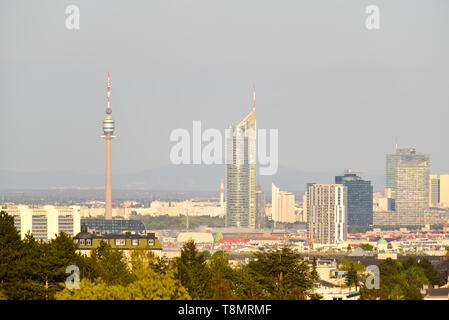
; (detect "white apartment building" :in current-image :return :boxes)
[272,184,296,223]
[2,205,81,240]
[306,183,348,244]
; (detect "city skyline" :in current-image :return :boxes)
[2,0,449,304]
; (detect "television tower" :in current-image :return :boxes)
[101,72,116,220]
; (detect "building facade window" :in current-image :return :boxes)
[115,239,126,246]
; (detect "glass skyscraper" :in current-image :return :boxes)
[225,109,256,228]
[335,171,373,226]
[255,186,266,227]
[386,148,429,197]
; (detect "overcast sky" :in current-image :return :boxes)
[1,0,448,177]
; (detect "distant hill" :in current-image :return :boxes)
[0,165,384,194]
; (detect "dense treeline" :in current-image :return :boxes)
[359,257,444,300]
[337,256,445,300]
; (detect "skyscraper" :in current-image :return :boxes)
[395,159,429,225]
[306,183,347,244]
[429,174,440,206]
[101,72,116,220]
[386,148,429,198]
[271,184,279,222]
[225,88,256,228]
[429,174,449,208]
[272,184,296,223]
[335,170,373,226]
[439,174,449,208]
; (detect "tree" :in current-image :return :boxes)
[404,266,428,289]
[208,252,236,299]
[0,211,24,298]
[243,246,315,300]
[360,244,374,251]
[345,264,358,288]
[418,259,444,287]
[129,249,169,276]
[201,250,211,260]
[310,258,319,282]
[56,268,190,300]
[174,240,212,299]
[91,241,132,286]
[338,258,365,273]
[377,258,423,300]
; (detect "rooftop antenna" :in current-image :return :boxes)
[395,136,398,153]
[252,84,256,112]
[107,72,111,117]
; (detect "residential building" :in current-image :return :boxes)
[306,183,347,244]
[74,224,162,258]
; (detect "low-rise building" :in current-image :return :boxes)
[74,224,162,258]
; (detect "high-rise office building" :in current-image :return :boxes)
[429,174,440,206]
[255,186,266,227]
[299,193,308,223]
[306,183,347,244]
[272,184,296,223]
[279,191,296,223]
[271,184,279,222]
[335,170,373,226]
[395,159,429,225]
[427,174,449,208]
[225,88,256,228]
[386,148,429,198]
[439,174,449,208]
[2,205,81,240]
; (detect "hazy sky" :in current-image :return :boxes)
[1,0,448,176]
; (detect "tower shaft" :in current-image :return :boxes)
[105,138,112,220]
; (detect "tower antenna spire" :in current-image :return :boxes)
[395,136,398,153]
[252,84,256,112]
[106,72,111,117]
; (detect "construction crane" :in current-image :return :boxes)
[417,217,448,234]
[308,230,319,250]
